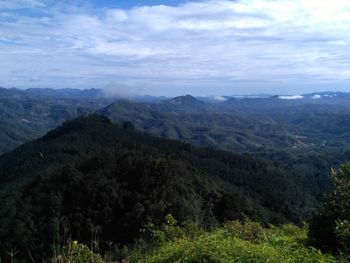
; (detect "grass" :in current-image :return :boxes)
[132,221,336,263]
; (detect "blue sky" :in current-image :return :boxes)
[91,1,192,9]
[1,0,350,96]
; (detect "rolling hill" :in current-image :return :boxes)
[0,115,317,260]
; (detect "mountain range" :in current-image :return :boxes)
[2,88,350,154]
[1,87,350,260]
[0,114,316,259]
[2,88,350,197]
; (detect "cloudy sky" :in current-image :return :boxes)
[1,0,350,96]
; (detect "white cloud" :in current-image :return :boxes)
[279,95,304,100]
[312,94,321,99]
[0,0,44,9]
[214,96,227,101]
[1,0,350,95]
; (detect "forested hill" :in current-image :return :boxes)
[0,87,110,154]
[0,115,317,260]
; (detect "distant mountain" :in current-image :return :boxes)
[98,98,295,153]
[25,88,105,100]
[0,115,316,260]
[169,94,206,106]
[97,92,350,160]
[2,87,350,156]
[0,87,110,154]
[146,95,214,113]
[0,87,106,100]
[198,92,350,104]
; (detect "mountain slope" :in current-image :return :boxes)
[99,98,296,152]
[0,115,317,260]
[0,87,110,154]
[97,94,350,201]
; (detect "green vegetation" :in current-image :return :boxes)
[0,115,317,261]
[3,215,336,262]
[2,89,350,261]
[53,241,104,263]
[99,96,350,203]
[133,218,335,263]
[309,163,350,255]
[98,97,294,153]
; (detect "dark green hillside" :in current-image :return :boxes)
[0,115,317,260]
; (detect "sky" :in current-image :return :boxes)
[1,0,350,96]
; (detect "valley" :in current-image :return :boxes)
[0,88,350,261]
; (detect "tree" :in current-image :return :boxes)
[309,163,350,252]
[122,121,135,132]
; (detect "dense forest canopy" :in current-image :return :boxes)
[1,88,350,261]
[0,114,319,260]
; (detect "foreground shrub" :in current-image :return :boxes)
[224,219,263,242]
[132,221,335,263]
[53,241,104,263]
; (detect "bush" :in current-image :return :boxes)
[132,221,335,263]
[224,219,263,242]
[53,241,104,263]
